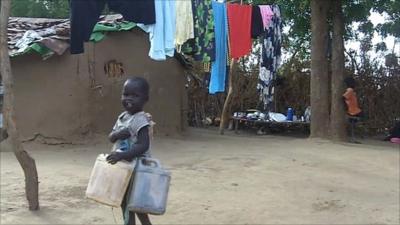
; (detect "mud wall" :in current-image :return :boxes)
[11,29,186,140]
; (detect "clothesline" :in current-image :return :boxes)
[227,0,244,4]
[68,0,282,110]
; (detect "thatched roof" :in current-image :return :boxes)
[6,15,193,68]
[7,15,131,58]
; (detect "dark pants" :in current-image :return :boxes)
[69,0,155,54]
[349,111,364,120]
[348,112,364,142]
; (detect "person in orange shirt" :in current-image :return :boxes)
[343,77,363,143]
[343,77,362,117]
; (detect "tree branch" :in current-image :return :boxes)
[0,0,40,211]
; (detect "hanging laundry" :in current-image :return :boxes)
[209,1,228,94]
[259,5,274,30]
[182,0,216,62]
[138,0,176,61]
[258,5,282,111]
[227,4,252,59]
[69,0,155,54]
[175,0,194,52]
[251,6,264,38]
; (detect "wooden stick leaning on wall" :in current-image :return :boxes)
[0,0,40,210]
[219,60,235,135]
[219,0,244,134]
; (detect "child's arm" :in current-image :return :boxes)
[342,96,348,111]
[106,126,150,164]
[108,128,131,143]
[342,89,351,112]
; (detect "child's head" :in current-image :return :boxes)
[121,77,149,114]
[344,77,356,88]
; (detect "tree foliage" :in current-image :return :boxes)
[247,0,399,61]
[372,0,400,37]
[11,0,69,18]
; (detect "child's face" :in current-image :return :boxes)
[121,81,148,114]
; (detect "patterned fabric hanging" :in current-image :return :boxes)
[182,0,216,63]
[258,5,282,111]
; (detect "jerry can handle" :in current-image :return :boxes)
[141,157,161,168]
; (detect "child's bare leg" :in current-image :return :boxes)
[121,199,136,225]
[137,213,152,225]
[126,212,136,225]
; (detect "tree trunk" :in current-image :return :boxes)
[330,0,347,141]
[0,0,40,210]
[219,61,235,135]
[310,0,330,138]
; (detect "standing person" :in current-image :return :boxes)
[343,77,363,143]
[343,77,362,118]
[107,77,153,225]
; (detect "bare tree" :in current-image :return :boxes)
[0,0,40,210]
[219,62,235,134]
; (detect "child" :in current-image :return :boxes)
[106,77,153,225]
[343,77,362,117]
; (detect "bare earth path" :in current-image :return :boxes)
[1,128,399,224]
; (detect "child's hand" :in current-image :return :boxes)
[106,152,123,164]
[109,128,130,143]
[115,128,131,140]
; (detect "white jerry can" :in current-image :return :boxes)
[86,154,136,207]
[127,158,171,215]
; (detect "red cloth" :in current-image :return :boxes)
[227,4,252,59]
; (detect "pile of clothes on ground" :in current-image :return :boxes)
[233,107,311,123]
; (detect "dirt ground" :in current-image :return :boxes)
[1,128,399,225]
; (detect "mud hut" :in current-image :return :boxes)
[5,16,187,140]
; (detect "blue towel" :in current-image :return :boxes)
[138,0,176,61]
[209,1,228,94]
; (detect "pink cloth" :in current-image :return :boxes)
[259,5,274,29]
[390,137,400,144]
